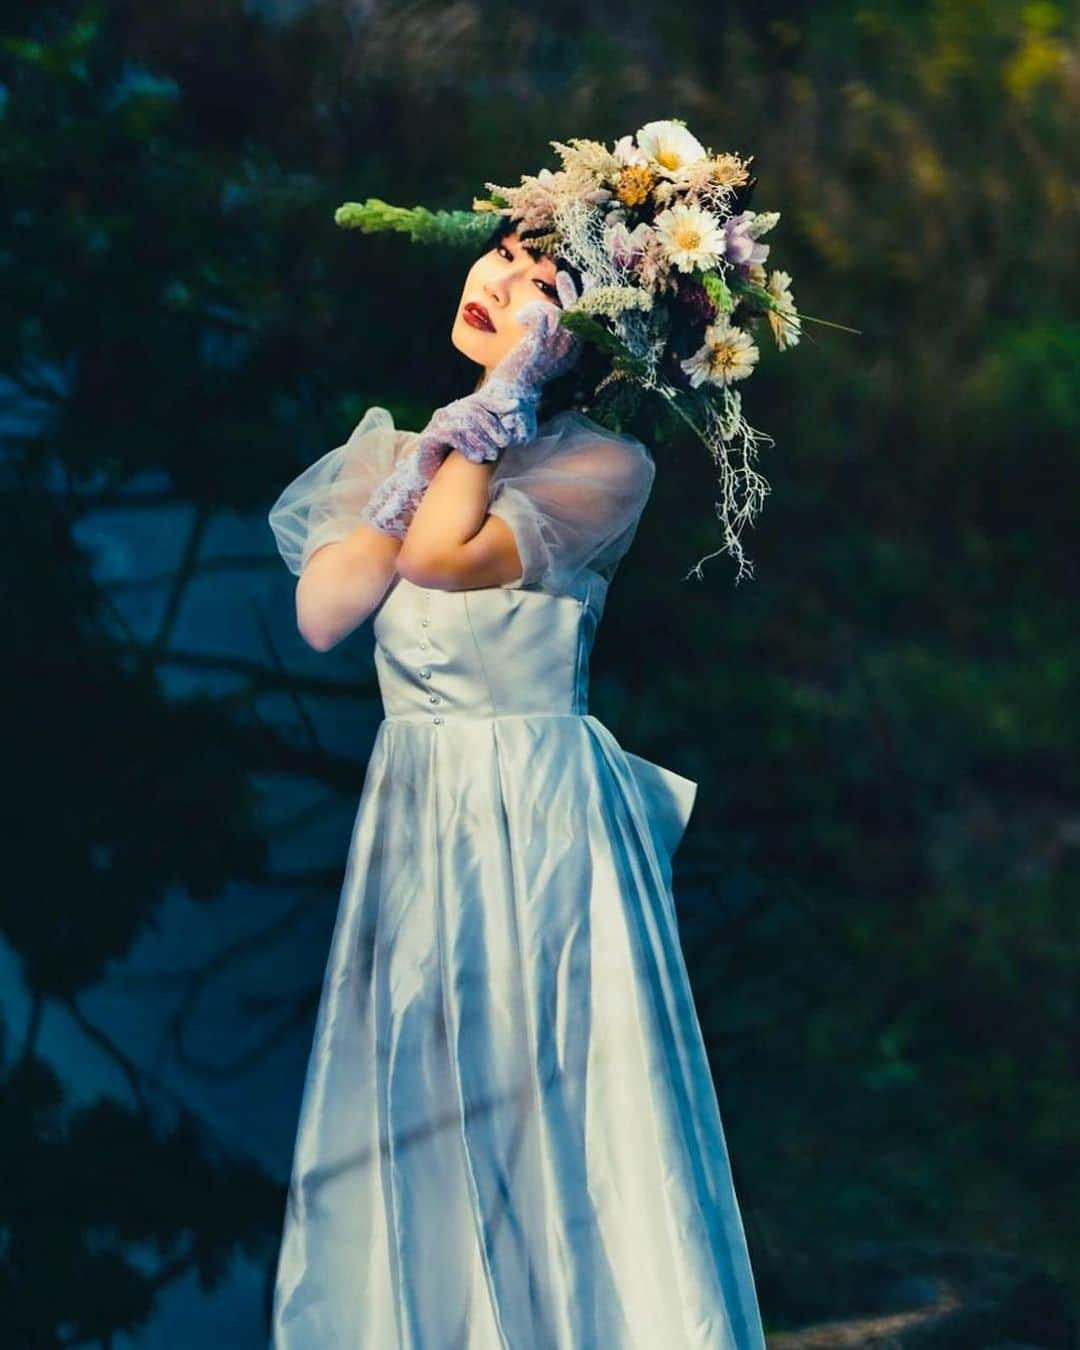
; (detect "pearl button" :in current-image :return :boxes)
[419,668,431,679]
[419,640,430,649]
[420,619,430,628]
[428,694,440,704]
[433,716,443,724]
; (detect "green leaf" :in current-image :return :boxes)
[558,310,632,358]
[698,270,734,315]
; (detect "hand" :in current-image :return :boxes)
[416,292,583,467]
[363,284,583,538]
[361,437,450,541]
[488,291,583,392]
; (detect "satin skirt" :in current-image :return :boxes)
[269,711,765,1349]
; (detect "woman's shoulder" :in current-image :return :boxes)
[346,404,420,461]
[538,407,650,449]
[528,409,656,477]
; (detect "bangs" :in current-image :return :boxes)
[482,215,545,262]
[479,215,583,299]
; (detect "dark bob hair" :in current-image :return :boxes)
[476,215,615,425]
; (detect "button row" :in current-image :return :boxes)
[420,592,440,722]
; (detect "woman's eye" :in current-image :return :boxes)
[495,244,559,304]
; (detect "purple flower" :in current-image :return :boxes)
[676,280,718,327]
[723,211,770,267]
[603,220,654,274]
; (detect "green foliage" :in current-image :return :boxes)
[1,0,1078,1337]
[558,308,637,360]
[698,269,735,316]
[333,196,494,247]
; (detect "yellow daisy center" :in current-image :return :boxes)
[710,342,740,375]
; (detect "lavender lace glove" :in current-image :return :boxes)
[364,276,582,540]
[417,283,582,467]
[359,437,450,541]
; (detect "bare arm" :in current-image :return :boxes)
[396,450,525,591]
[294,449,524,650]
[294,524,404,652]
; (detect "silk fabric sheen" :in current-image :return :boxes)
[269,570,766,1348]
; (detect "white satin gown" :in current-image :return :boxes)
[266,406,767,1349]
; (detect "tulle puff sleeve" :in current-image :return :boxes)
[487,411,656,594]
[268,406,416,576]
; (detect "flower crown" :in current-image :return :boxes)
[336,118,829,584]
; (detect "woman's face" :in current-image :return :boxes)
[451,230,563,379]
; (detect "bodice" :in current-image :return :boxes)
[371,573,608,723]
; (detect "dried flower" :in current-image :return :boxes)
[567,284,654,319]
[615,165,656,208]
[654,201,727,273]
[676,279,719,327]
[337,116,823,583]
[766,269,801,350]
[723,211,771,267]
[680,318,760,387]
[636,119,710,177]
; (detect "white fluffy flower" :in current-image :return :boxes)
[653,201,726,273]
[680,319,760,387]
[565,284,653,318]
[747,210,781,239]
[636,119,709,177]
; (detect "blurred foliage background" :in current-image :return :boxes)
[1,0,1077,1345]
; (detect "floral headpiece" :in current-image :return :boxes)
[336,118,832,584]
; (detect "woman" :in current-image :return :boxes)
[266,210,768,1347]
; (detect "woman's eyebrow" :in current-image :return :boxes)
[501,237,554,280]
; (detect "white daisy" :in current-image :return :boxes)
[680,319,760,387]
[653,201,726,273]
[635,119,709,177]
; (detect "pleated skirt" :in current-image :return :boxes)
[269,711,765,1349]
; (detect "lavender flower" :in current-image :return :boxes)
[723,211,771,267]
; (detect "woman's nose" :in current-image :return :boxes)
[486,266,526,307]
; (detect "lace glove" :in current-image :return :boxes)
[360,437,450,541]
[364,275,582,539]
[416,280,582,466]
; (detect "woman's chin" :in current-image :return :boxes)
[451,319,500,365]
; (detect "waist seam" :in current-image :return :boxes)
[383,711,590,725]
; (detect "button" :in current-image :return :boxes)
[433,716,443,725]
[420,619,430,628]
[419,640,430,649]
[428,694,440,704]
[419,668,431,679]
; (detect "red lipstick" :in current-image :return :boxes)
[462,302,496,333]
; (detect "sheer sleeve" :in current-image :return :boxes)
[267,406,416,576]
[486,412,656,593]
